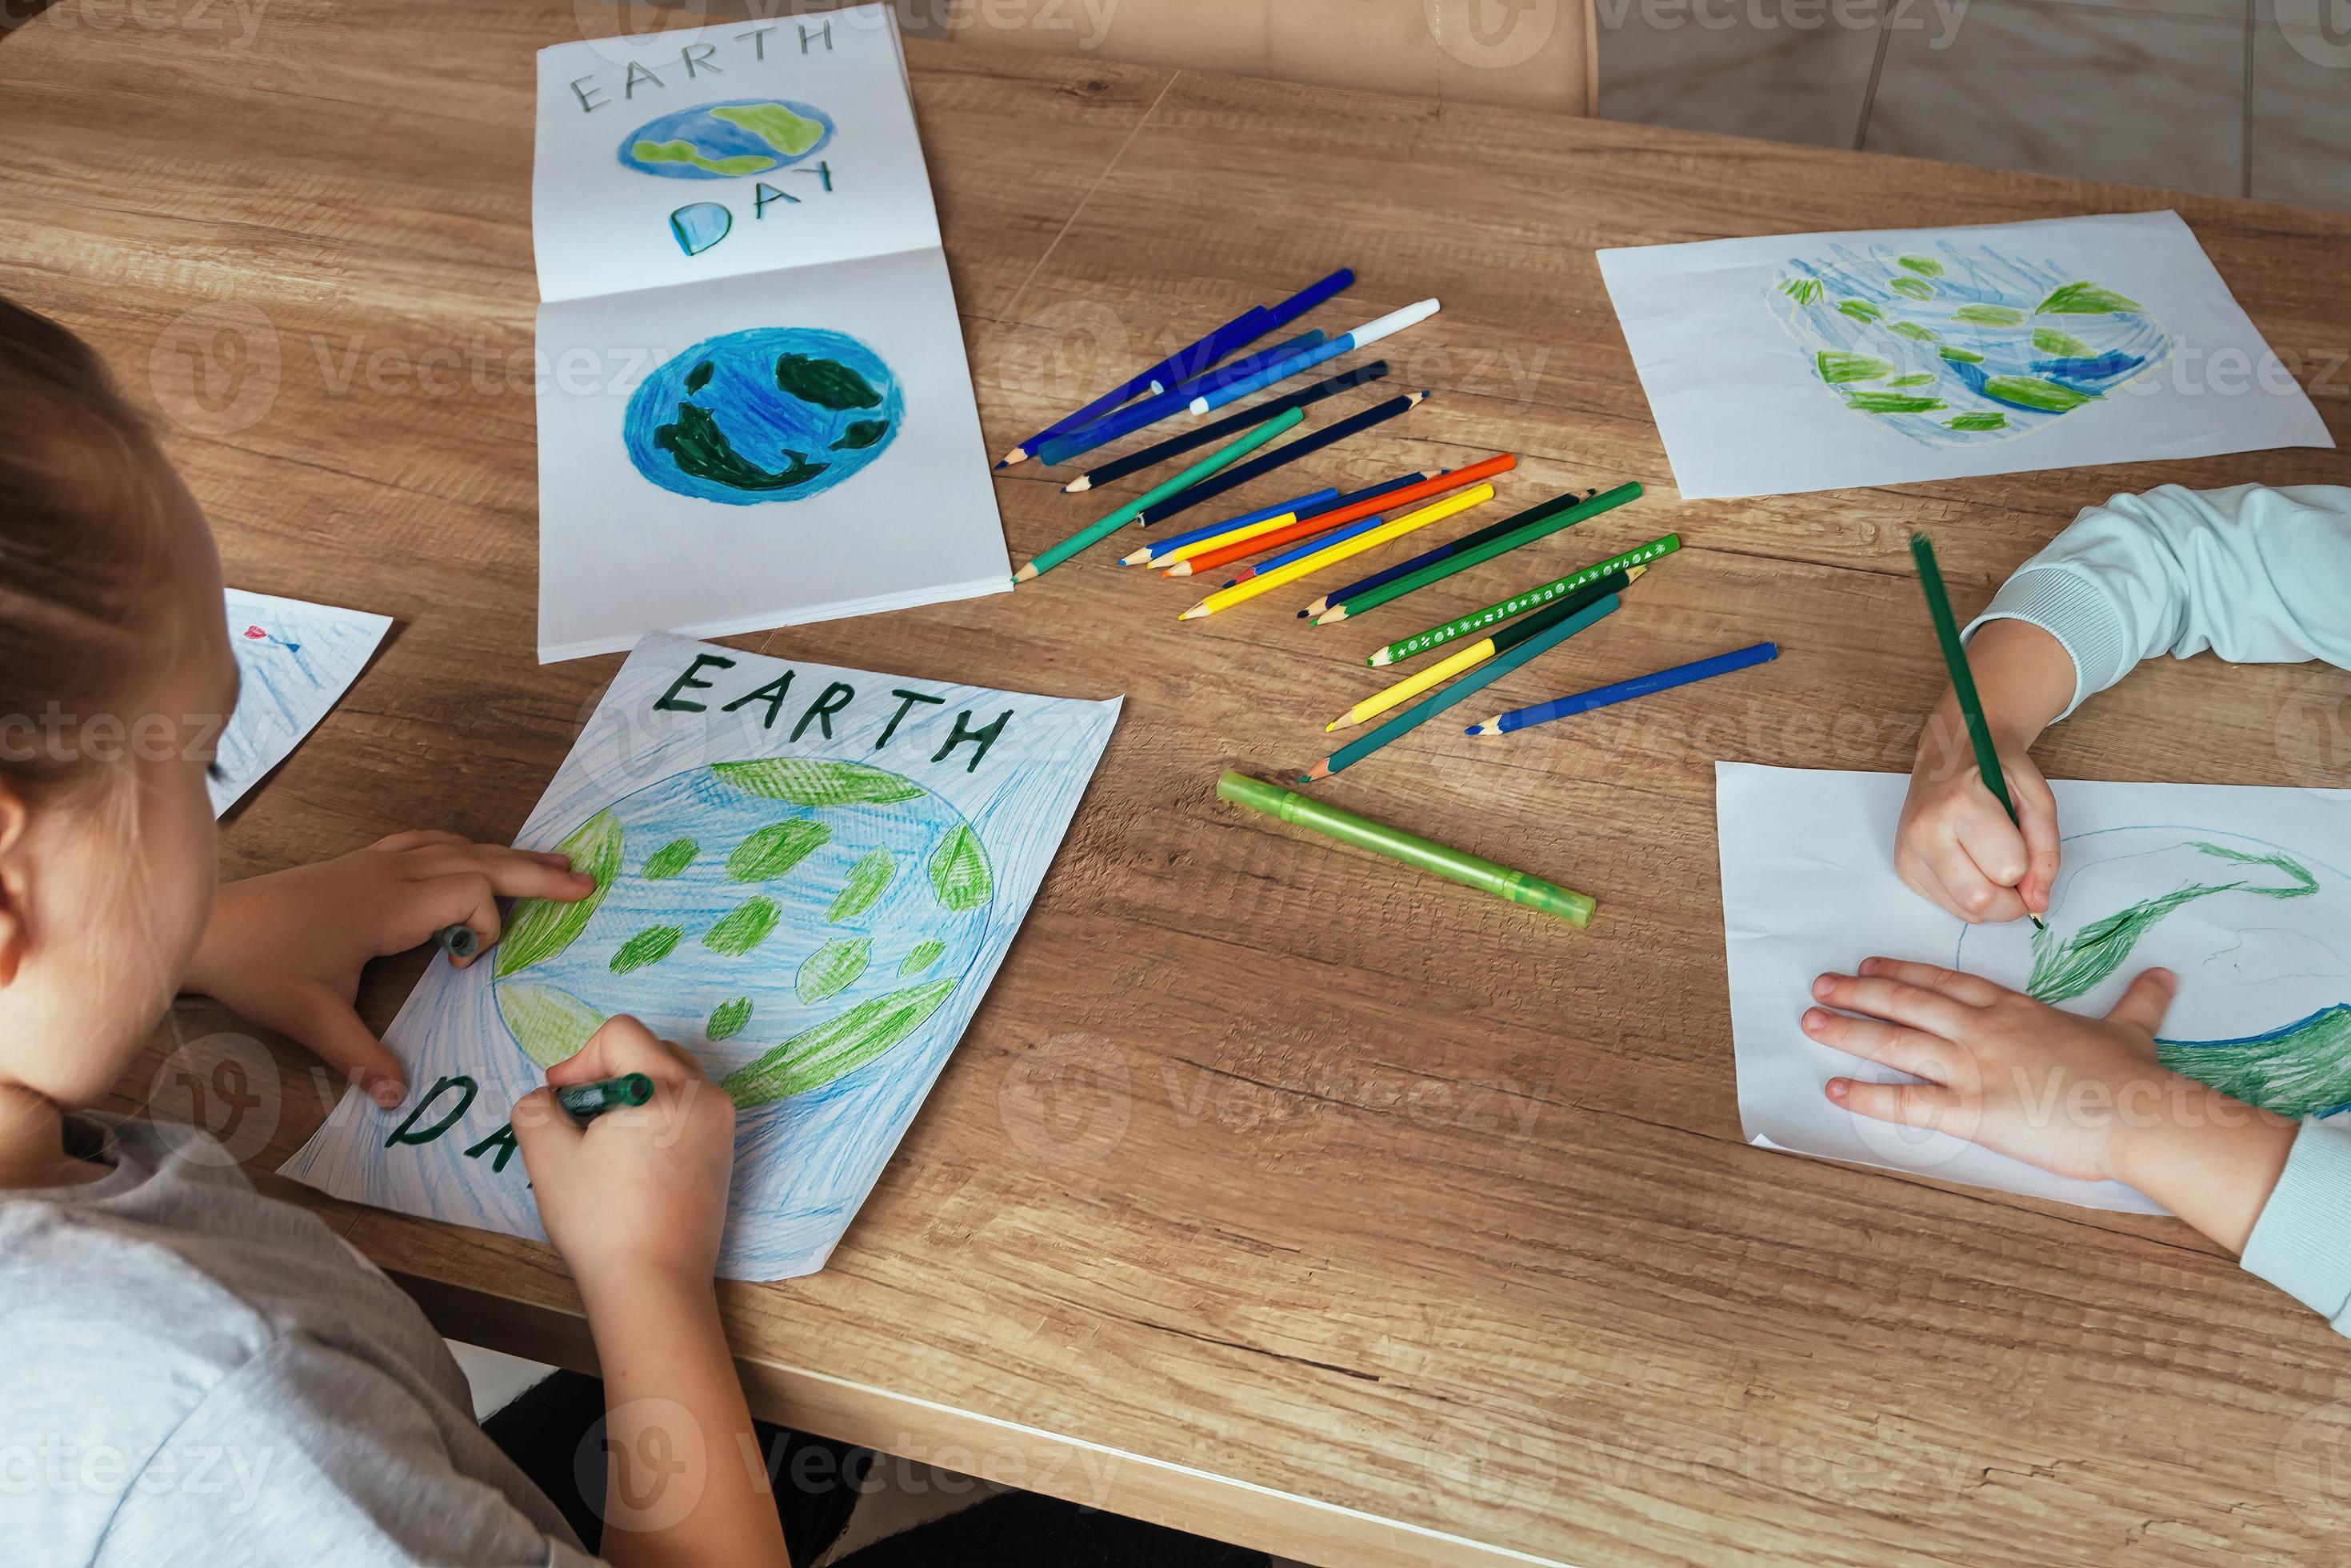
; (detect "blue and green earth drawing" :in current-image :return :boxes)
[1956,832,2351,1119]
[1769,241,2171,446]
[622,326,902,505]
[618,98,835,180]
[490,758,994,1114]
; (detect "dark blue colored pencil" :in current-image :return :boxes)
[1296,486,1599,618]
[997,303,1269,467]
[1054,362,1392,487]
[1134,391,1426,530]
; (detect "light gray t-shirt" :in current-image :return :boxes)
[0,1114,598,1566]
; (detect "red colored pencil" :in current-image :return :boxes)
[1162,454,1517,579]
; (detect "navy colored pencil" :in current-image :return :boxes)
[998,303,1269,467]
[1135,392,1426,530]
[1297,485,1599,618]
[1046,331,1326,460]
[1057,362,1393,488]
[1467,642,1781,734]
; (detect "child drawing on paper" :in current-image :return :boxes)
[1802,479,2351,1334]
[1768,240,2170,446]
[0,298,794,1562]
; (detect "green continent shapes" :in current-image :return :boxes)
[1937,346,1985,364]
[708,102,826,158]
[1817,351,1893,385]
[1844,391,1945,414]
[496,981,606,1069]
[1953,303,2025,326]
[2157,1006,2351,1119]
[728,818,830,882]
[798,938,871,1004]
[1884,374,1937,388]
[1889,276,1934,301]
[1885,321,1939,342]
[496,810,622,979]
[610,925,683,975]
[1980,375,2097,414]
[630,138,777,177]
[775,354,882,410]
[2028,842,2320,1003]
[706,897,781,956]
[2037,282,2142,315]
[929,824,992,912]
[708,997,754,1042]
[899,939,946,977]
[644,838,698,880]
[1780,278,1824,305]
[1945,412,2008,431]
[722,980,957,1108]
[1897,254,1945,278]
[683,362,715,396]
[654,403,830,492]
[1836,300,1882,323]
[2031,327,2093,358]
[710,759,925,807]
[832,419,890,451]
[830,850,896,922]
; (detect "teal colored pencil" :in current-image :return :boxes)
[1012,407,1303,582]
[1301,594,1619,779]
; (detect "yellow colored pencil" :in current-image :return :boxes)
[1324,565,1648,730]
[1139,513,1299,570]
[1174,484,1493,621]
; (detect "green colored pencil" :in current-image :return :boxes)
[1217,771,1595,926]
[1909,533,2044,930]
[1310,481,1643,622]
[1368,534,1683,666]
[1012,406,1303,582]
[1302,594,1619,779]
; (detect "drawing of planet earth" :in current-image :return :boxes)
[1767,241,2171,448]
[618,98,836,179]
[489,758,993,1113]
[622,326,903,505]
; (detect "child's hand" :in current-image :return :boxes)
[513,1016,735,1294]
[1803,958,2175,1181]
[1897,718,2060,924]
[186,830,594,1107]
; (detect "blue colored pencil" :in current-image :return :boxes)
[1043,332,1325,461]
[1222,514,1389,583]
[1466,642,1781,735]
[1193,298,1438,415]
[1136,391,1425,530]
[997,303,1269,467]
[1053,362,1392,482]
[1122,487,1340,565]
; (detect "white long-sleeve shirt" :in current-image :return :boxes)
[1965,481,2351,1334]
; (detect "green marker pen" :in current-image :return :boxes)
[555,1073,655,1122]
[436,924,480,960]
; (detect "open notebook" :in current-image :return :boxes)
[531,6,1008,662]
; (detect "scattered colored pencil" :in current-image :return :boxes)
[997,302,1264,468]
[1224,514,1391,582]
[1468,642,1781,734]
[1135,392,1425,530]
[1297,486,1597,620]
[1165,454,1516,578]
[1309,481,1643,622]
[1191,299,1439,415]
[1177,485,1493,619]
[1216,771,1595,926]
[1911,532,2044,929]
[1047,330,1326,458]
[1140,471,1430,569]
[1126,487,1339,565]
[1012,407,1301,582]
[1367,534,1683,666]
[1328,567,1644,731]
[1301,594,1620,780]
[1050,362,1391,480]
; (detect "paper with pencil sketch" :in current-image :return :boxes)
[529,6,1006,661]
[1717,763,2351,1212]
[282,635,1118,1281]
[1598,211,2332,499]
[210,588,391,814]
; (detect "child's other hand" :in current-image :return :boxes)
[513,1017,735,1294]
[186,830,594,1107]
[1897,722,2060,924]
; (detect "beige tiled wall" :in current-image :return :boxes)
[906,0,1597,114]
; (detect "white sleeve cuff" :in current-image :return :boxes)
[1961,566,2135,722]
[2242,1120,2351,1335]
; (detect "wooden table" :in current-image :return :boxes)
[9,4,2351,1562]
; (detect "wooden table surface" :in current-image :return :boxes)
[10,3,2351,1563]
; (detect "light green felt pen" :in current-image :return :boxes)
[1216,771,1595,926]
[556,1073,654,1121]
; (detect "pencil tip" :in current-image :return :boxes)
[1012,564,1038,583]
[1179,606,1208,620]
[1065,479,1090,494]
[998,448,1026,467]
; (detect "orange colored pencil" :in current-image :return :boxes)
[1162,454,1517,579]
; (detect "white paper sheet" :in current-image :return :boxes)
[530,7,1008,661]
[1600,212,2333,500]
[1717,763,2351,1211]
[211,589,392,814]
[281,634,1121,1280]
